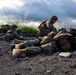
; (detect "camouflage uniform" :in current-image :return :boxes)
[14,38,41,49]
[53,29,73,51]
[6,29,20,40]
[1,24,10,33]
[12,28,76,58]
[52,28,76,51]
[37,15,58,37]
[12,34,58,58]
[12,43,58,58]
[16,28,22,36]
[37,20,57,37]
[65,28,76,50]
[16,28,27,40]
[0,24,10,36]
[0,24,20,41]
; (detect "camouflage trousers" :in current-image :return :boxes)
[13,39,58,57]
[41,40,58,55]
[23,38,42,47]
[24,40,58,55]
[25,46,42,55]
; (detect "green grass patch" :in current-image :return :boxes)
[0,22,39,36]
[18,25,39,36]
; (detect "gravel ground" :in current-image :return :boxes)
[0,40,76,75]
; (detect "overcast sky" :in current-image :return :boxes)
[0,0,76,27]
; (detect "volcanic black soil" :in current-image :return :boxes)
[0,39,76,75]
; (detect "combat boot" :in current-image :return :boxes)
[12,47,42,58]
[15,40,36,49]
[12,48,27,58]
[15,43,26,49]
[11,39,21,49]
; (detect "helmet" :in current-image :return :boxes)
[16,28,22,35]
[50,15,58,21]
[11,24,17,29]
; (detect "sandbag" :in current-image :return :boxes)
[53,32,72,41]
[1,25,10,33]
[53,32,72,51]
[40,31,56,45]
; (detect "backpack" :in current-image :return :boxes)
[38,20,47,31]
[53,32,72,51]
